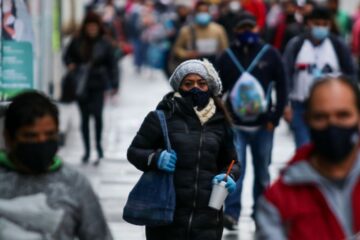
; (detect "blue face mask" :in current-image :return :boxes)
[236,31,259,45]
[195,13,212,26]
[311,26,329,41]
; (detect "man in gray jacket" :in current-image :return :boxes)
[0,91,113,240]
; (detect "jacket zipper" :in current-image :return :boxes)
[187,126,204,239]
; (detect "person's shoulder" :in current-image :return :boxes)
[56,164,92,189]
[209,22,226,32]
[178,24,191,35]
[328,34,348,47]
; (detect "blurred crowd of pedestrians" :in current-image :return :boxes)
[2,0,360,239]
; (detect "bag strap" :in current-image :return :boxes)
[155,110,172,152]
[225,48,246,73]
[226,44,270,74]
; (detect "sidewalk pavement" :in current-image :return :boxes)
[58,56,295,240]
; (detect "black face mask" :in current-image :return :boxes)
[179,88,211,110]
[310,124,359,164]
[12,140,59,173]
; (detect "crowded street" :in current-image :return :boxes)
[57,56,295,239]
[2,0,360,239]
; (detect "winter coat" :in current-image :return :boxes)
[216,41,287,127]
[127,93,241,240]
[256,145,360,240]
[63,36,119,94]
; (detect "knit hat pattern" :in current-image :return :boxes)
[169,59,223,96]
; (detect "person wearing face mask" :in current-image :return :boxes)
[127,59,240,240]
[0,91,113,240]
[172,1,228,67]
[217,0,245,42]
[216,11,287,230]
[271,0,304,53]
[283,7,355,150]
[256,76,360,240]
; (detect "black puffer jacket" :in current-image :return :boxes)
[63,36,119,92]
[127,93,240,240]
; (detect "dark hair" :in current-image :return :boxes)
[305,75,360,112]
[308,6,332,21]
[195,1,209,11]
[4,91,59,139]
[213,97,234,125]
[80,11,106,38]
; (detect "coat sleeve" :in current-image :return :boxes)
[268,48,287,126]
[217,25,229,52]
[173,26,191,59]
[217,125,240,181]
[255,196,287,240]
[334,37,357,82]
[282,36,301,98]
[105,41,120,90]
[76,175,113,240]
[127,111,164,172]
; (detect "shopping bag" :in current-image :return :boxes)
[123,110,176,226]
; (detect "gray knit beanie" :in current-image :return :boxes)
[169,59,223,96]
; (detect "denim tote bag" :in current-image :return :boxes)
[123,110,176,226]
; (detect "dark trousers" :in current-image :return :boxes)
[78,91,104,159]
[145,226,167,240]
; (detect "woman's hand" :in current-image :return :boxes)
[212,174,236,193]
[157,150,177,173]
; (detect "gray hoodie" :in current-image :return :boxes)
[0,155,113,240]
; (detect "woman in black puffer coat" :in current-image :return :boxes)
[63,12,118,164]
[127,59,241,240]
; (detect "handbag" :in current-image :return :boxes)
[60,64,90,103]
[123,110,176,226]
[74,64,90,101]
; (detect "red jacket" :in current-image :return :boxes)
[260,145,360,240]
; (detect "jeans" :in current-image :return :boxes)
[224,126,274,221]
[131,38,148,71]
[290,101,310,149]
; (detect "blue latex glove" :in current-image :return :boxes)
[212,174,236,193]
[157,150,177,173]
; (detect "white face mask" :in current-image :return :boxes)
[229,1,241,13]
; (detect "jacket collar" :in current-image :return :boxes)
[282,145,360,185]
[0,150,62,173]
[156,92,225,124]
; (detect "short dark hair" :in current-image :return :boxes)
[4,91,59,139]
[305,75,360,112]
[195,1,209,11]
[308,6,332,21]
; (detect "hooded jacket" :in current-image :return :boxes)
[0,151,112,240]
[256,145,360,240]
[127,93,240,240]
